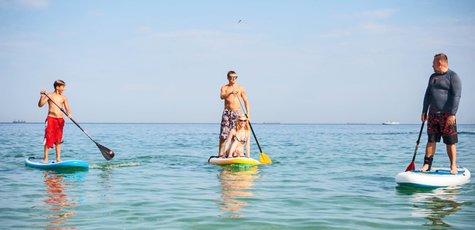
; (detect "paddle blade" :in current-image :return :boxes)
[405,161,415,172]
[259,152,272,164]
[96,142,115,160]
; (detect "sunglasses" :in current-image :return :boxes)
[239,119,247,122]
[228,76,238,79]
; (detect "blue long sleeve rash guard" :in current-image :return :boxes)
[422,69,462,115]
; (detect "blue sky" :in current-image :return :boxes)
[1,0,474,123]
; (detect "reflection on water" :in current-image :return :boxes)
[217,165,259,218]
[397,186,465,227]
[37,171,82,229]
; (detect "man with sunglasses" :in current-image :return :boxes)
[218,71,251,157]
[420,53,462,174]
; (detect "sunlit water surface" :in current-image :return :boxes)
[0,123,474,229]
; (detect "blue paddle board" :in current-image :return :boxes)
[25,157,89,171]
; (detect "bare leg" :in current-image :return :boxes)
[43,145,49,163]
[446,144,457,174]
[55,143,61,162]
[420,142,436,171]
[218,139,225,157]
[227,142,239,158]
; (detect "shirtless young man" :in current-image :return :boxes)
[38,80,72,163]
[218,71,250,157]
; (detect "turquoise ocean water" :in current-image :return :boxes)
[0,123,474,229]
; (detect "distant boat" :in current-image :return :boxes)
[12,120,26,123]
[382,121,399,125]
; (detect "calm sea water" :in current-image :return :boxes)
[0,123,474,229]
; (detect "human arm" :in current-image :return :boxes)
[446,115,456,125]
[38,91,48,107]
[421,79,432,117]
[220,86,227,100]
[222,129,235,157]
[240,87,250,118]
[449,72,462,116]
[421,76,437,122]
[220,86,236,100]
[446,73,461,125]
[421,113,427,123]
[63,96,72,118]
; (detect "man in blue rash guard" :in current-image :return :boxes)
[420,53,462,174]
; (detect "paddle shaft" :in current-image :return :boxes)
[246,114,263,153]
[411,121,425,163]
[235,93,264,153]
[42,93,97,144]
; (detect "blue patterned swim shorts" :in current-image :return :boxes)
[219,108,241,140]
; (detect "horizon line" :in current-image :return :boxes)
[2,121,475,125]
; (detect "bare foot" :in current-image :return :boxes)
[420,164,430,172]
[43,159,48,163]
[450,166,458,174]
[56,158,61,163]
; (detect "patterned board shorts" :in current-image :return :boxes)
[427,112,458,144]
[219,109,241,140]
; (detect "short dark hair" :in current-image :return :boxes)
[54,80,65,89]
[227,71,236,78]
[434,53,448,63]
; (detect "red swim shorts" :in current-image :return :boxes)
[44,116,65,148]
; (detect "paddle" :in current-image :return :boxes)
[405,78,437,171]
[235,93,272,164]
[405,120,425,171]
[42,93,115,160]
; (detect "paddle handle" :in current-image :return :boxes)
[42,93,96,143]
